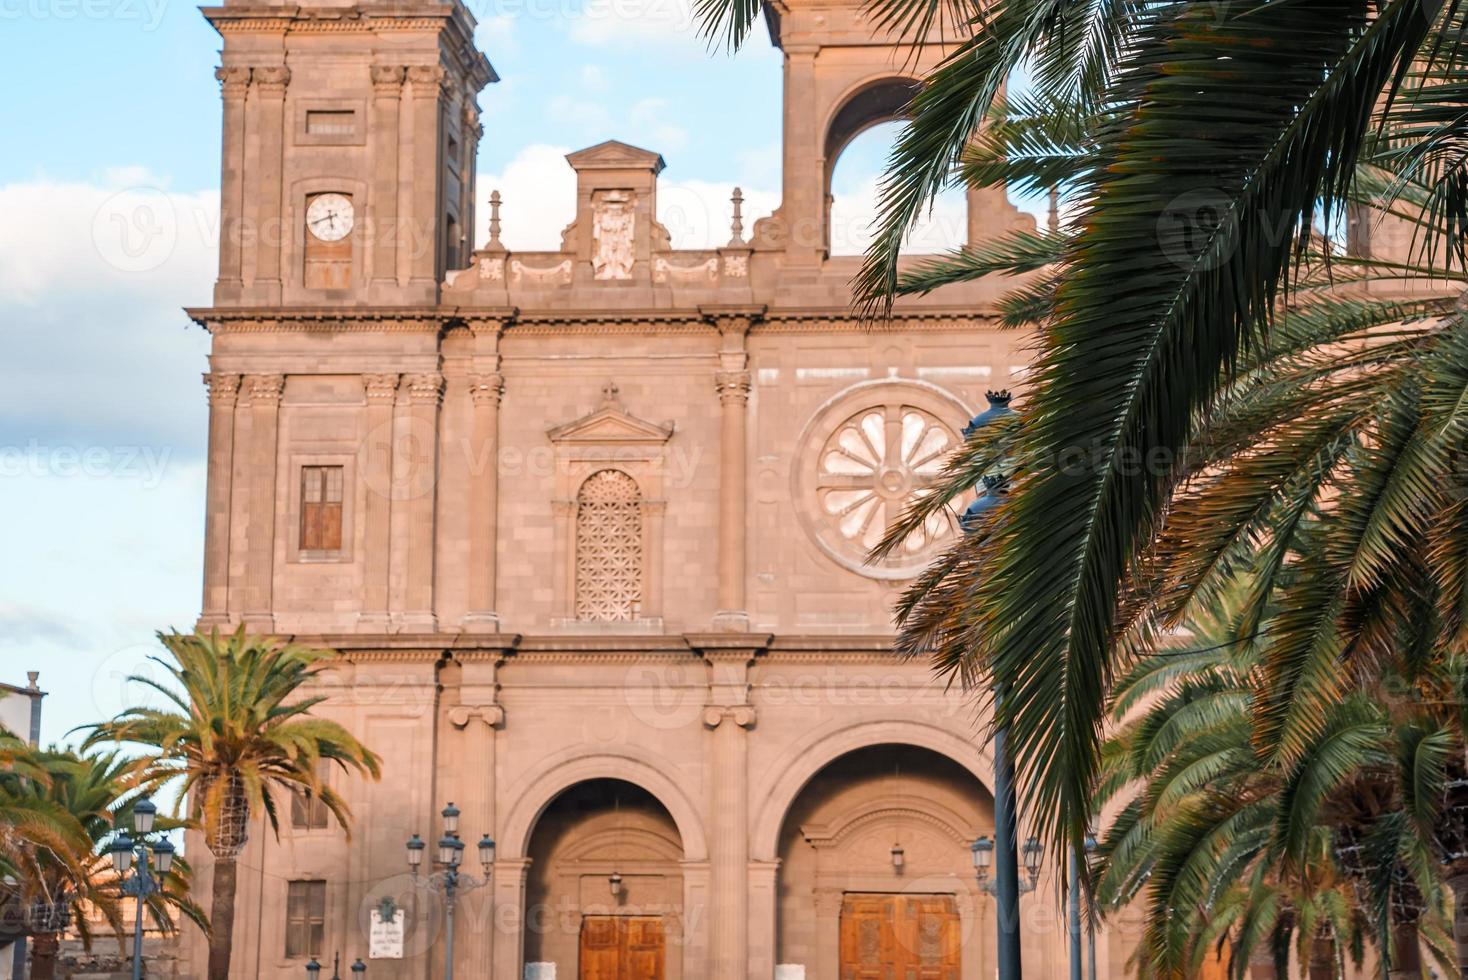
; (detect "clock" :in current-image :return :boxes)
[306,193,355,242]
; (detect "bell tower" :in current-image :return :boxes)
[206,0,496,307]
[758,0,1029,267]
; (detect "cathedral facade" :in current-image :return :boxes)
[180,0,1134,976]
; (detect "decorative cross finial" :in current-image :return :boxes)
[1046,186,1059,234]
[601,380,621,406]
[729,187,745,246]
[488,190,503,246]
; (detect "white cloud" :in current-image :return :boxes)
[475,13,518,57]
[476,144,579,251]
[548,93,613,133]
[579,64,611,93]
[565,0,697,45]
[0,174,215,455]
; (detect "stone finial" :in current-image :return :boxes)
[729,187,746,246]
[600,379,622,407]
[26,671,39,691]
[487,190,503,247]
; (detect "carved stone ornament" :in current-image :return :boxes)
[591,190,636,280]
[204,372,242,405]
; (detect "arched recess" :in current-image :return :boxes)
[821,75,923,253]
[750,719,995,862]
[499,748,709,862]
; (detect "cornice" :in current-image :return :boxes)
[186,304,1000,336]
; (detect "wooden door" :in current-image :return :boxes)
[840,894,961,980]
[579,916,665,980]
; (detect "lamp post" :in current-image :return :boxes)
[1085,835,1098,980]
[406,803,494,980]
[105,798,175,980]
[971,834,1043,897]
[961,390,1027,979]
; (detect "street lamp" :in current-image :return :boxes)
[406,803,493,980]
[972,835,1042,896]
[305,952,365,979]
[106,797,175,980]
[961,390,1026,980]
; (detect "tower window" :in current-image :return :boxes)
[300,465,344,554]
[574,469,644,622]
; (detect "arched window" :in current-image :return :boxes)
[574,469,644,622]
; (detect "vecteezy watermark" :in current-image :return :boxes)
[0,440,172,488]
[92,186,179,273]
[0,0,167,28]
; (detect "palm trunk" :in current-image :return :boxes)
[1248,943,1278,980]
[207,856,239,980]
[1388,919,1424,980]
[29,933,59,980]
[1308,932,1335,980]
[1449,871,1468,979]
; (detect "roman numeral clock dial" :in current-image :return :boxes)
[306,193,354,242]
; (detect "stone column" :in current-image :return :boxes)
[358,373,399,630]
[406,65,446,290]
[703,702,754,980]
[445,652,505,977]
[200,372,241,627]
[490,858,531,979]
[780,46,821,264]
[249,67,289,298]
[242,374,284,631]
[639,498,666,623]
[463,372,504,630]
[709,308,756,632]
[747,859,780,980]
[214,67,249,293]
[401,372,443,629]
[369,65,405,292]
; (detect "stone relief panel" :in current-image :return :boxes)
[591,190,636,280]
[791,380,970,580]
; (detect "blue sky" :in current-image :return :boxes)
[0,0,1022,746]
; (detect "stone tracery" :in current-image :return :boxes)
[574,469,645,622]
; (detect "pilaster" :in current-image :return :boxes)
[399,372,443,629]
[704,309,761,631]
[463,365,505,631]
[357,373,399,630]
[242,373,284,632]
[214,67,250,298]
[407,64,446,290]
[247,66,289,299]
[369,65,405,294]
[200,372,241,627]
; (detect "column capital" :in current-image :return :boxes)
[214,66,250,99]
[363,373,401,403]
[468,372,505,406]
[702,705,756,729]
[448,703,505,729]
[247,373,284,404]
[203,372,242,406]
[406,63,446,91]
[715,370,752,404]
[403,372,445,404]
[250,65,290,96]
[370,64,406,95]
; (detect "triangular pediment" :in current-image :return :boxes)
[565,140,666,174]
[548,384,674,444]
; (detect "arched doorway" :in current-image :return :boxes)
[775,744,993,980]
[524,779,685,980]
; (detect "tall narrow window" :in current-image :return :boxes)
[300,465,344,554]
[290,759,331,830]
[575,469,644,622]
[285,880,326,958]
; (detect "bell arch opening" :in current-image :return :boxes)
[824,79,968,256]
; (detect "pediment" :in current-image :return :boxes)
[548,382,674,444]
[565,140,666,174]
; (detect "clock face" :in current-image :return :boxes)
[306,193,355,242]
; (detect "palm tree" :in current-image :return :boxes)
[1092,583,1468,977]
[695,0,1468,861]
[12,750,205,980]
[85,628,380,980]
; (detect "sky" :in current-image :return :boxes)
[0,0,1035,747]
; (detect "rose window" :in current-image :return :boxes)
[793,382,969,580]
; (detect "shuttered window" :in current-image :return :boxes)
[300,465,344,554]
[285,880,326,958]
